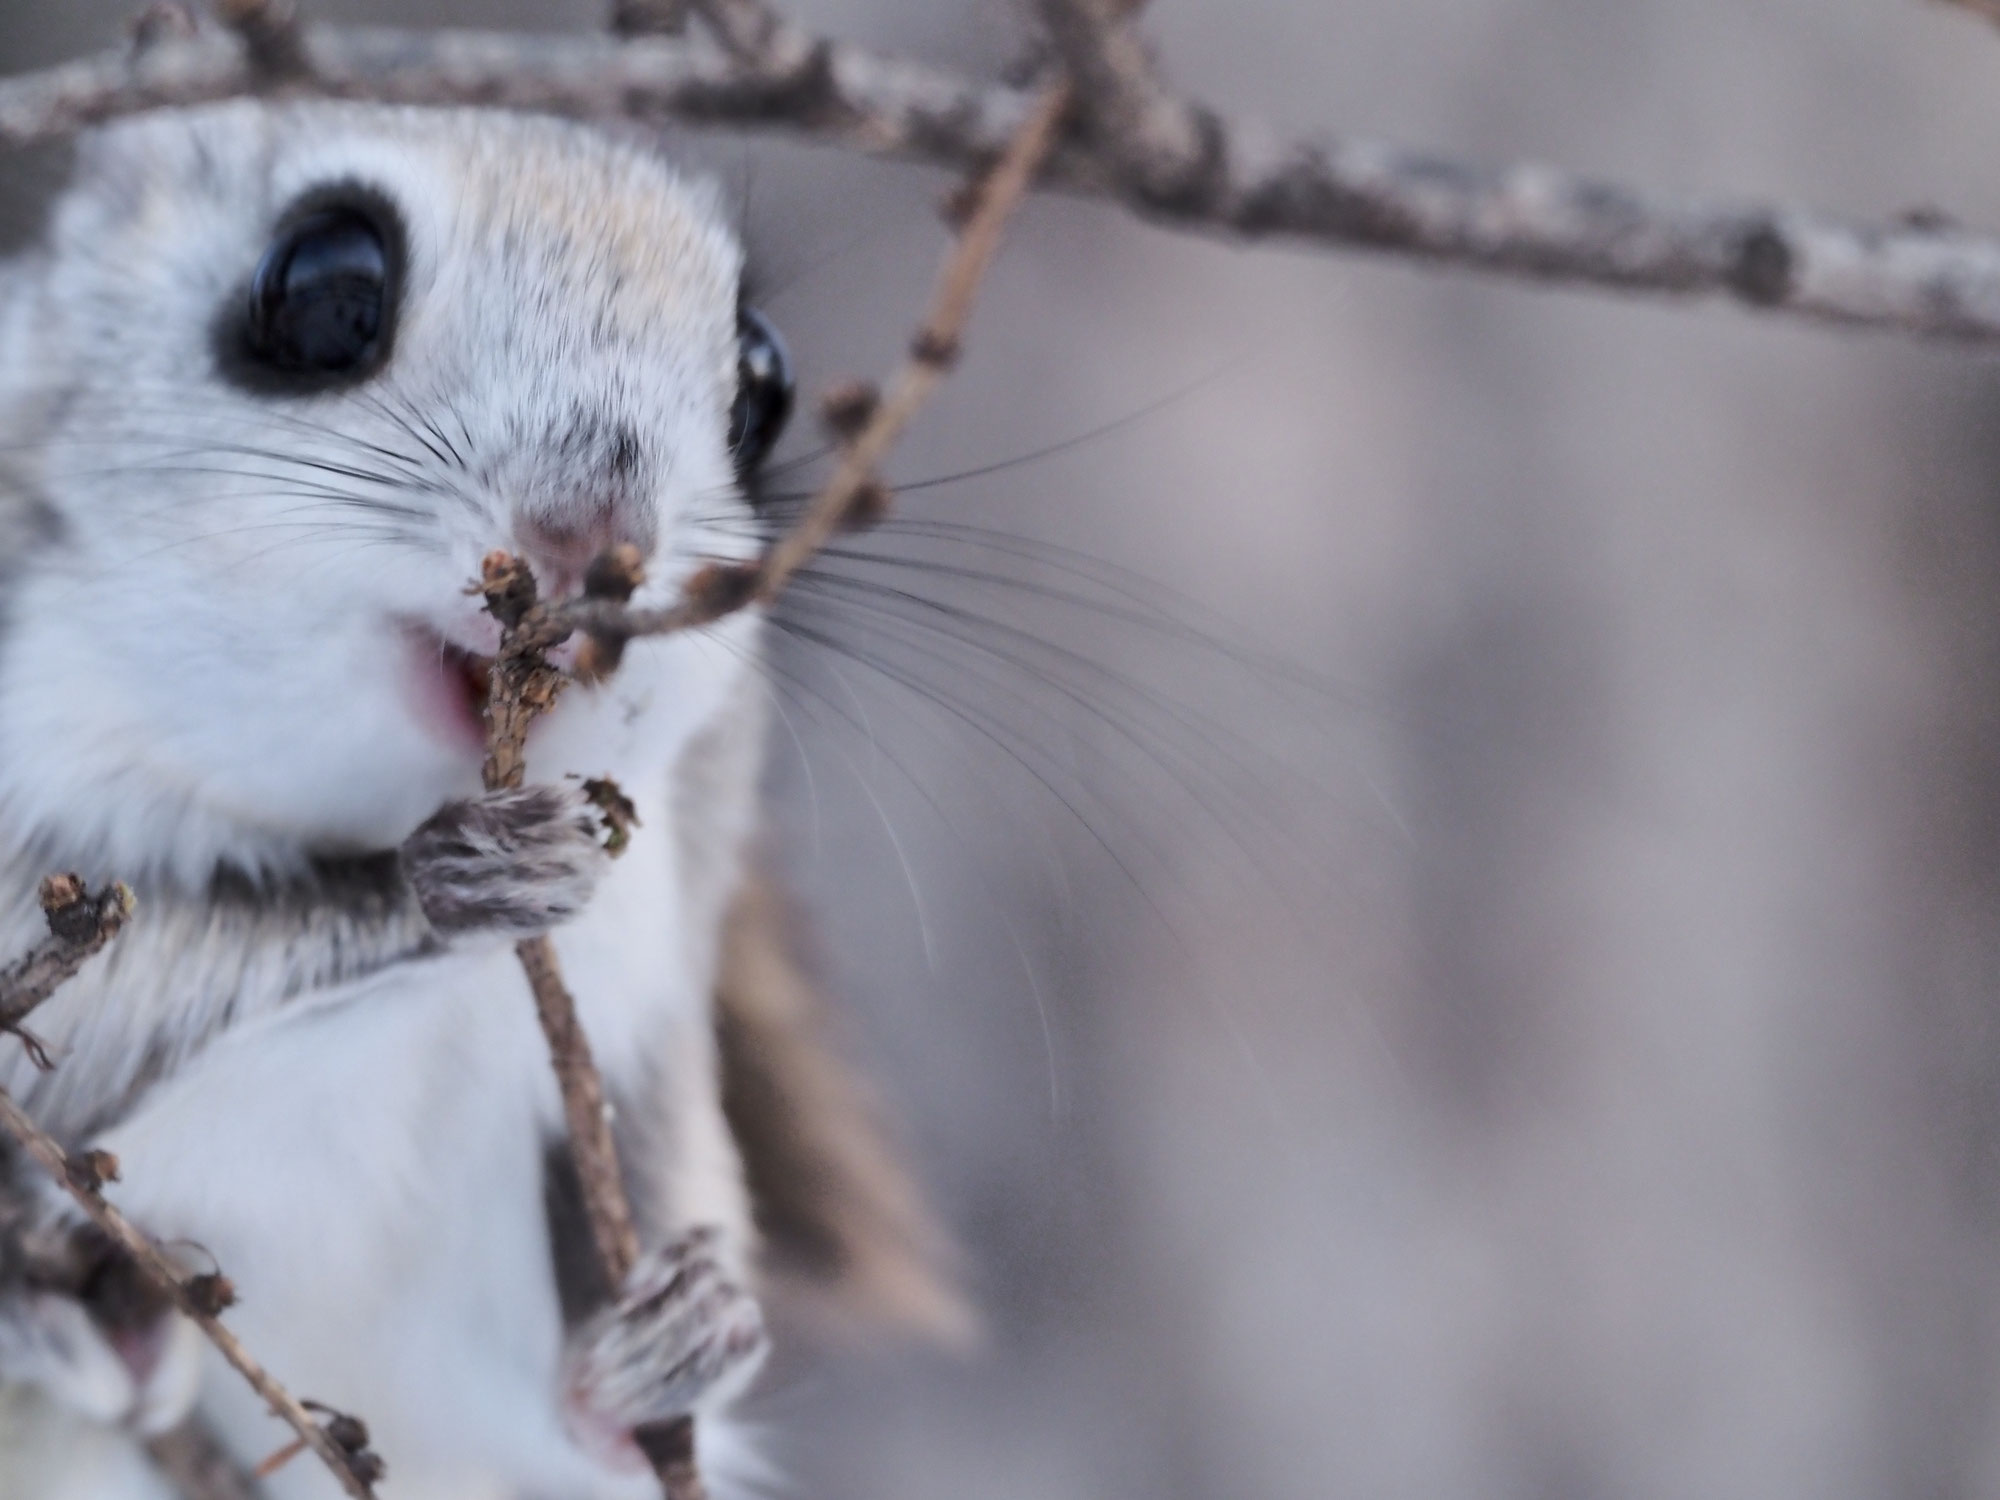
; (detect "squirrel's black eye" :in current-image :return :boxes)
[730,307,794,476]
[246,207,391,377]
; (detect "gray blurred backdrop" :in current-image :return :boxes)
[13,2,2000,1497]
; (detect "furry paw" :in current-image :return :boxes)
[0,1162,198,1433]
[402,784,611,940]
[565,1229,768,1440]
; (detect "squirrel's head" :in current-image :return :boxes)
[0,103,791,884]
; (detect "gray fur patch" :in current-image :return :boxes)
[565,1228,766,1431]
[401,785,608,939]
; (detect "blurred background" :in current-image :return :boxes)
[13,1,2000,1496]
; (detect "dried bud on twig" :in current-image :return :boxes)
[939,167,997,232]
[479,550,541,631]
[582,778,641,857]
[307,1403,381,1479]
[257,1404,384,1486]
[584,544,647,604]
[819,380,881,443]
[184,1272,238,1317]
[845,479,893,533]
[574,544,649,682]
[65,1149,121,1194]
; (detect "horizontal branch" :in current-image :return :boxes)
[0,22,1997,342]
[1938,0,2000,30]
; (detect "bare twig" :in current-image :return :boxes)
[0,1090,383,1498]
[475,556,639,1278]
[1,876,134,1067]
[3,876,377,1496]
[513,932,640,1268]
[757,75,1074,599]
[474,552,695,1495]
[0,18,1998,340]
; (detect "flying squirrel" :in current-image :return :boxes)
[0,101,962,1498]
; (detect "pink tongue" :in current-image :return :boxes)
[406,633,488,752]
[110,1319,166,1385]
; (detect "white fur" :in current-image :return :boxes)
[0,104,770,1497]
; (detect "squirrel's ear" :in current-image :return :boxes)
[715,874,977,1350]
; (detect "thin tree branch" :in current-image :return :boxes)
[2,876,378,1497]
[469,59,1071,1499]
[0,18,1998,341]
[756,75,1075,601]
[0,1089,383,1499]
[474,550,699,1499]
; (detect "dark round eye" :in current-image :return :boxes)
[246,207,391,377]
[730,307,794,476]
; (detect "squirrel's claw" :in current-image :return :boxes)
[564,1229,768,1444]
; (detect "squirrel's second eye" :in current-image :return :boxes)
[731,307,794,477]
[246,208,391,377]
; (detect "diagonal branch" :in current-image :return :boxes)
[0,1090,384,1498]
[755,76,1075,601]
[0,871,384,1497]
[0,18,1998,341]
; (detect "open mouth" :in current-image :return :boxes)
[405,625,497,752]
[445,640,495,718]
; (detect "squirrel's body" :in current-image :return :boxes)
[0,102,814,1497]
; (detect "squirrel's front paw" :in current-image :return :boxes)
[402,784,611,940]
[0,1186,199,1433]
[564,1229,768,1445]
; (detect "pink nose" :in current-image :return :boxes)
[514,510,637,598]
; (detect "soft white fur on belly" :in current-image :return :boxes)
[79,810,717,1498]
[0,1388,178,1500]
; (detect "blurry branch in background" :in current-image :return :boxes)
[1939,0,2000,29]
[0,0,1997,340]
